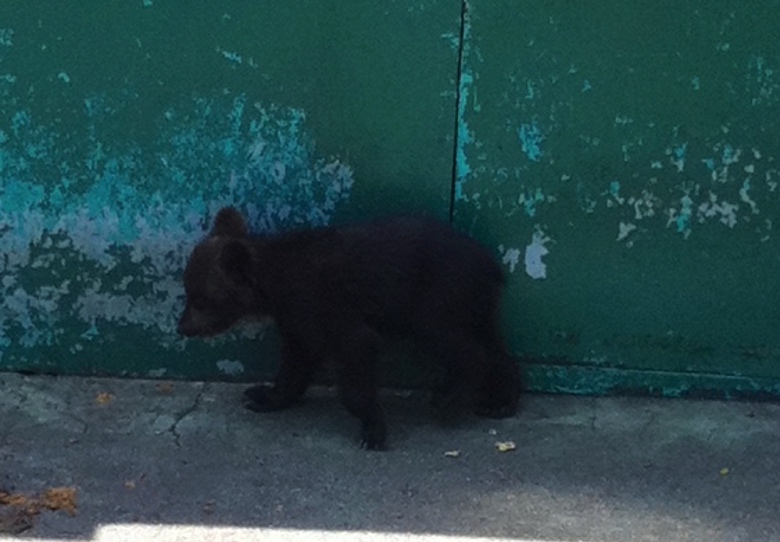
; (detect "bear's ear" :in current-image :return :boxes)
[212,207,248,237]
[219,240,254,286]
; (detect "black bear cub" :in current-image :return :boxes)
[178,207,521,450]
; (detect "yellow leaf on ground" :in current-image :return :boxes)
[95,392,114,405]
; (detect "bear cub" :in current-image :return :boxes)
[178,207,521,450]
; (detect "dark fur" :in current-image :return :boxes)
[178,207,521,450]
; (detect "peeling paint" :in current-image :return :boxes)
[449,1,780,399]
[518,187,546,217]
[0,93,354,355]
[747,55,778,106]
[518,121,543,162]
[697,193,738,228]
[440,31,459,51]
[216,359,245,376]
[524,230,550,280]
[672,195,693,237]
[218,48,243,64]
[608,181,624,205]
[669,143,687,172]
[454,4,474,202]
[597,135,777,239]
[0,28,13,47]
[499,245,521,274]
[455,71,474,200]
[631,190,661,220]
[617,222,636,242]
[738,178,758,213]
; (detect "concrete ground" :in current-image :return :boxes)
[1,372,779,542]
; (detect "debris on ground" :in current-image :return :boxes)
[95,392,114,405]
[0,486,78,533]
[495,441,516,452]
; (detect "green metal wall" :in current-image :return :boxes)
[455,1,780,398]
[1,1,779,397]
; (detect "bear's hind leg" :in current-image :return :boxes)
[474,351,521,419]
[416,325,490,420]
[473,323,521,419]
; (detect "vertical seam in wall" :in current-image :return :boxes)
[448,0,469,224]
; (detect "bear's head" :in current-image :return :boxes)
[178,207,260,338]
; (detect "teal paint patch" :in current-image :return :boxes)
[747,55,779,106]
[520,187,545,217]
[0,28,12,47]
[722,144,737,164]
[0,92,354,355]
[440,32,459,51]
[581,79,592,92]
[1,179,45,211]
[219,49,243,64]
[739,178,758,213]
[455,71,474,199]
[81,324,99,341]
[674,195,693,235]
[454,3,474,203]
[672,143,687,172]
[518,121,543,162]
[524,363,780,400]
[604,135,777,239]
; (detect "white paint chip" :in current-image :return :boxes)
[216,359,245,376]
[524,232,550,280]
[698,193,739,228]
[739,179,759,213]
[500,247,521,274]
[617,222,637,242]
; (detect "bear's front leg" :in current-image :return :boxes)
[245,335,318,412]
[244,384,291,412]
[333,323,387,450]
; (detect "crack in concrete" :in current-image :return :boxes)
[169,383,208,447]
